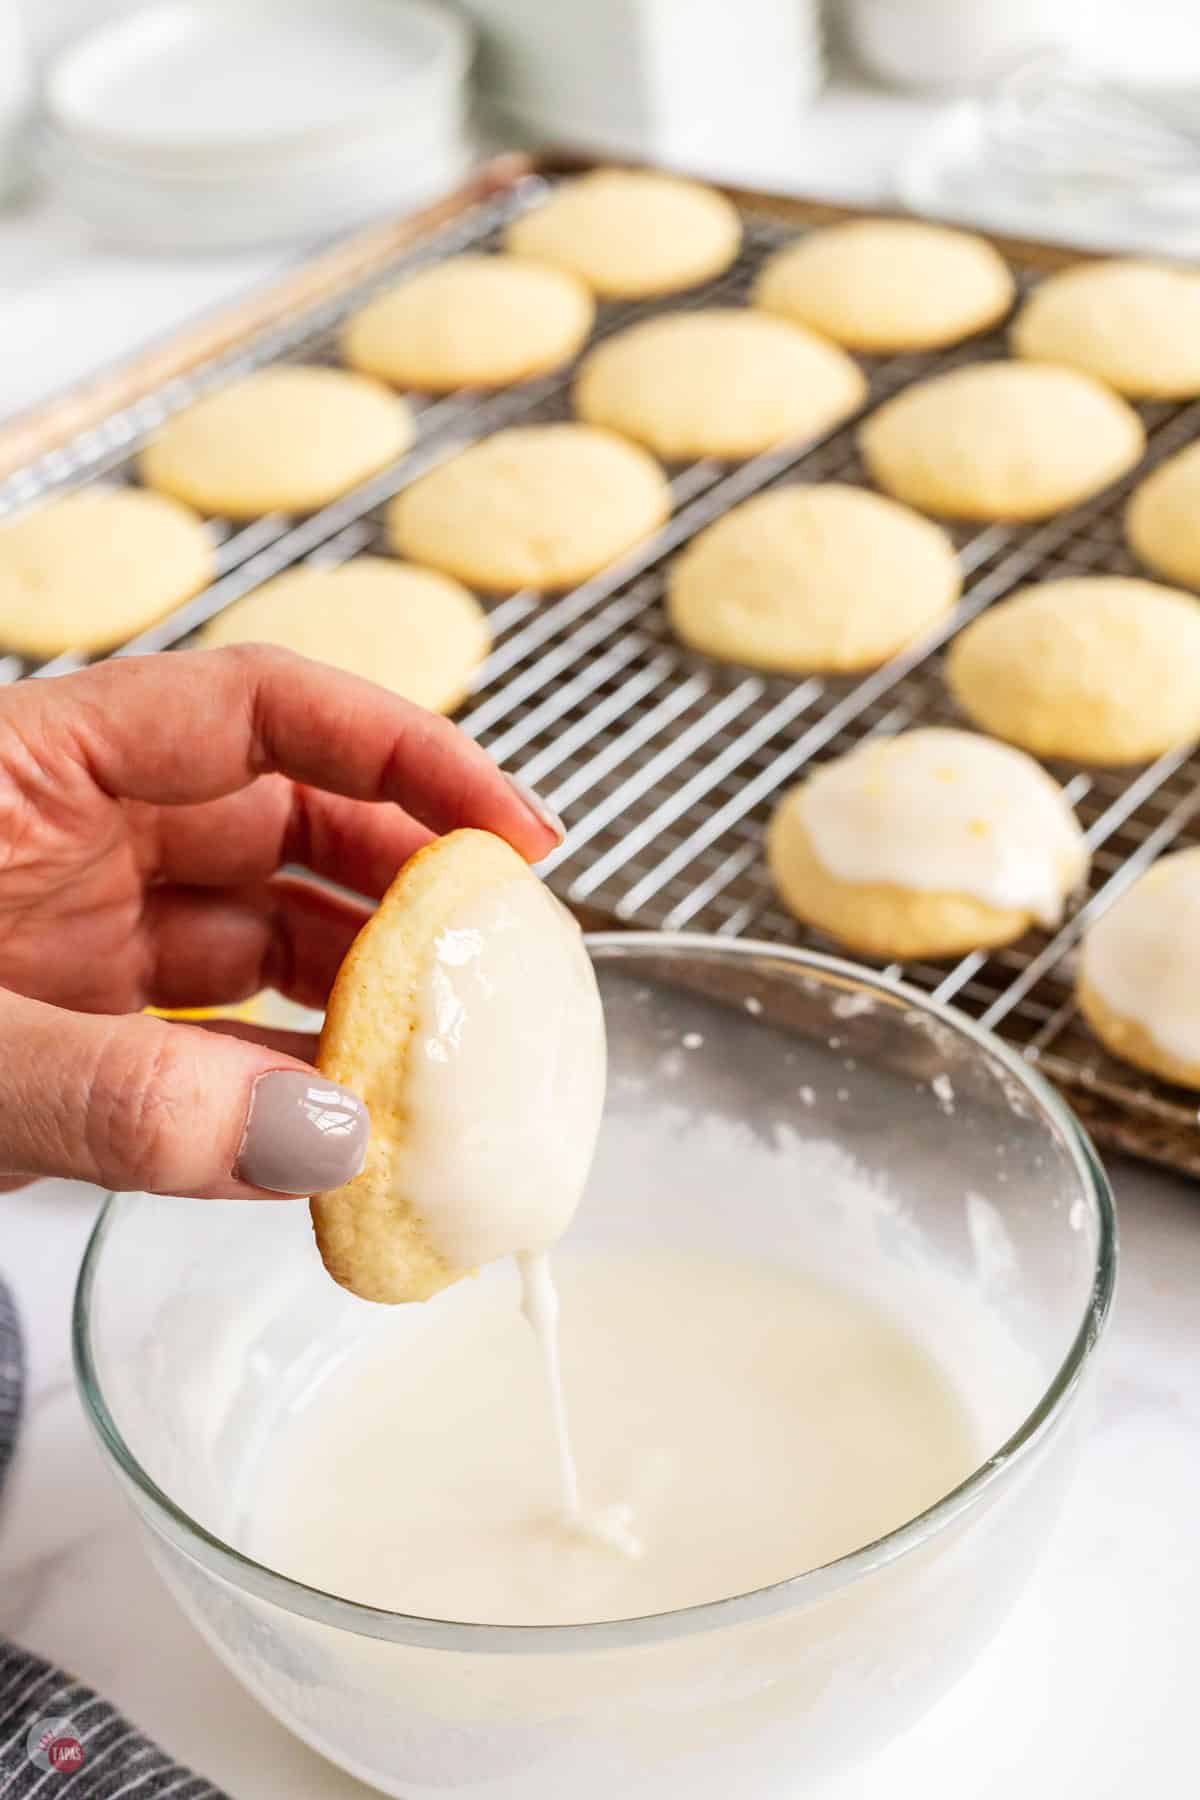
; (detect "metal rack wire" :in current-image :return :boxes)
[5,173,1200,1170]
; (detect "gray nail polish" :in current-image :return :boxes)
[504,770,566,843]
[237,1072,368,1196]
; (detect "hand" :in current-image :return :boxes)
[0,645,560,1199]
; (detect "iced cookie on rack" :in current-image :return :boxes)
[755,218,1014,353]
[859,362,1144,522]
[946,576,1200,765]
[200,558,490,715]
[1012,259,1200,399]
[341,253,594,392]
[573,309,865,461]
[311,829,606,1304]
[387,423,671,591]
[0,488,214,657]
[1078,849,1200,1088]
[505,167,741,299]
[667,482,960,673]
[1125,441,1200,590]
[141,367,412,518]
[767,728,1089,961]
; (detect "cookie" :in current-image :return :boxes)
[859,362,1144,521]
[200,557,490,715]
[1078,849,1200,1088]
[341,253,594,392]
[312,829,606,1304]
[505,167,740,299]
[1126,441,1200,589]
[387,423,671,592]
[0,487,214,657]
[755,218,1014,352]
[767,728,1088,960]
[668,482,960,672]
[1012,259,1200,398]
[946,575,1200,765]
[140,366,413,518]
[573,309,866,461]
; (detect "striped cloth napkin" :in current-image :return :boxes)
[0,1277,228,1798]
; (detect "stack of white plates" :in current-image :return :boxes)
[42,0,474,251]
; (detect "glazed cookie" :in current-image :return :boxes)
[1012,259,1200,398]
[946,576,1200,765]
[0,487,214,657]
[341,253,594,392]
[312,829,606,1303]
[1126,441,1200,589]
[767,728,1088,960]
[505,167,741,299]
[200,558,491,715]
[668,482,960,672]
[755,218,1014,353]
[859,362,1144,521]
[141,366,413,518]
[387,423,671,591]
[1078,849,1200,1088]
[573,309,866,461]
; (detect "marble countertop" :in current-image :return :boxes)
[0,77,1197,1799]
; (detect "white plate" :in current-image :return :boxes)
[46,0,470,167]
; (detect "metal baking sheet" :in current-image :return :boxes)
[3,158,1199,1174]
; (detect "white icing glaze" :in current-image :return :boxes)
[1081,848,1200,1064]
[253,1250,980,1624]
[392,875,607,1269]
[799,728,1087,926]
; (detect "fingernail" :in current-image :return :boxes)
[237,1072,368,1196]
[504,770,566,843]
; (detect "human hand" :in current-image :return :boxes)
[0,645,560,1198]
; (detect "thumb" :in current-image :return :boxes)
[0,991,368,1198]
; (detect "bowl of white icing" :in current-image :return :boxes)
[74,935,1115,1798]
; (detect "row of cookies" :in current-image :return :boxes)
[5,170,1196,662]
[0,169,741,662]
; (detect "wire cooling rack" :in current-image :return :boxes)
[3,164,1200,1172]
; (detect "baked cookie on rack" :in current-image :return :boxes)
[141,366,412,518]
[767,727,1089,961]
[312,829,606,1304]
[505,167,741,299]
[668,482,960,672]
[1012,259,1200,399]
[387,423,671,592]
[0,487,214,657]
[946,576,1200,765]
[573,309,865,461]
[754,218,1014,353]
[1078,849,1200,1088]
[341,253,594,391]
[1125,440,1200,589]
[200,558,490,715]
[859,361,1144,521]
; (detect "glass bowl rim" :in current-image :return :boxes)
[73,933,1117,1654]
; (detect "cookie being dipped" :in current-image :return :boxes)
[312,830,606,1304]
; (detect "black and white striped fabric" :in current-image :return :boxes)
[0,1278,228,1798]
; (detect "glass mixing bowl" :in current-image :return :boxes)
[74,936,1115,1800]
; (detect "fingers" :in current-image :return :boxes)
[142,876,371,1012]
[34,645,559,860]
[0,989,368,1198]
[150,776,435,896]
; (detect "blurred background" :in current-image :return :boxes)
[4,0,1200,419]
